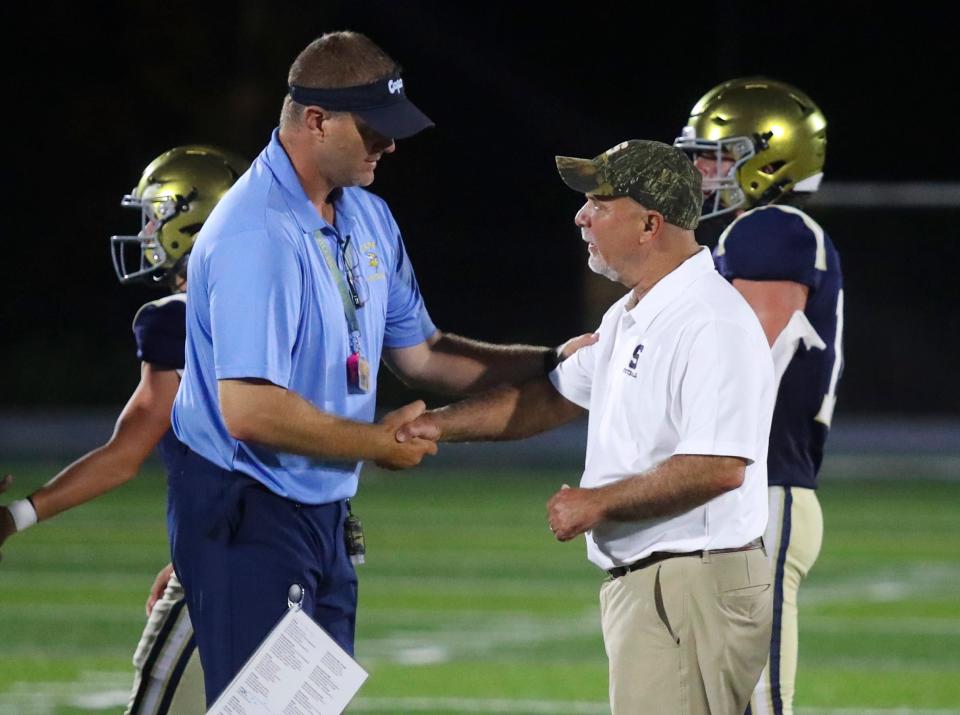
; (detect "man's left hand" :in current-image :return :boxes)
[395,411,441,443]
[546,484,606,541]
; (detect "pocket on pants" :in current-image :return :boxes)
[719,583,771,622]
[654,565,680,645]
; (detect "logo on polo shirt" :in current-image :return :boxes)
[360,241,386,283]
[623,344,644,378]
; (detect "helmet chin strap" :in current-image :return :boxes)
[165,254,190,291]
[757,179,793,206]
[757,171,824,207]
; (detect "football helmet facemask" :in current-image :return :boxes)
[111,145,249,284]
[674,77,827,220]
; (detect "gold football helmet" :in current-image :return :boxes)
[674,77,827,220]
[111,145,249,284]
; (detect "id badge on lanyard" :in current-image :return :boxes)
[346,338,371,394]
[315,230,370,394]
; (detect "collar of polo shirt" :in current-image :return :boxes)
[622,248,713,331]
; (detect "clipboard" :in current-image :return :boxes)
[208,585,368,714]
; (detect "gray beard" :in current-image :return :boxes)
[588,254,620,282]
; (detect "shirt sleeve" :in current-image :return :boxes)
[673,320,771,463]
[548,337,599,410]
[132,298,186,370]
[715,206,825,290]
[383,231,437,348]
[206,229,303,388]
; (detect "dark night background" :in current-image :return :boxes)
[2,2,957,418]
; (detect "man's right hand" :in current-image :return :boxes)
[0,475,16,562]
[558,332,600,361]
[374,401,438,470]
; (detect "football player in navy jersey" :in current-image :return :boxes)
[0,145,248,714]
[675,78,844,715]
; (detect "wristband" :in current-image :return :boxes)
[543,346,562,374]
[8,498,38,532]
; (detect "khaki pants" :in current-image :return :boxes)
[600,547,772,715]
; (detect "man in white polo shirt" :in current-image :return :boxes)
[397,139,776,714]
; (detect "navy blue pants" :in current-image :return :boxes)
[166,445,358,706]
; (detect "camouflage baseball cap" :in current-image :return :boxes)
[556,140,703,229]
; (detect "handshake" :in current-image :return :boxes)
[370,399,603,542]
[372,400,442,470]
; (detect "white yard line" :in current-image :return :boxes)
[350,699,960,715]
[360,611,601,665]
[803,563,960,606]
[0,672,130,714]
[350,696,610,713]
[3,688,959,715]
[797,710,960,715]
[803,615,960,636]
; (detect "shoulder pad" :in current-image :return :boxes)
[714,206,827,288]
[132,293,187,369]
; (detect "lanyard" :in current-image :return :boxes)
[314,230,363,355]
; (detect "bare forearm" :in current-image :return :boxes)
[30,368,176,522]
[31,444,144,521]
[399,333,554,395]
[432,377,583,442]
[220,382,392,461]
[598,455,745,522]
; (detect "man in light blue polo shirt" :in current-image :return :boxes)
[168,31,595,706]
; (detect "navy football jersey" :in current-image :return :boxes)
[132,293,187,470]
[713,205,844,489]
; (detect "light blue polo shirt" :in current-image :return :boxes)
[172,129,436,504]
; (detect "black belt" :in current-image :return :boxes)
[607,537,764,579]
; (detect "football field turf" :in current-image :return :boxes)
[1,462,957,714]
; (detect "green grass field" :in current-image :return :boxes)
[1,462,958,714]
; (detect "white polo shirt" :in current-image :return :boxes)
[550,247,775,570]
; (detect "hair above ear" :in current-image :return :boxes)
[303,106,335,135]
